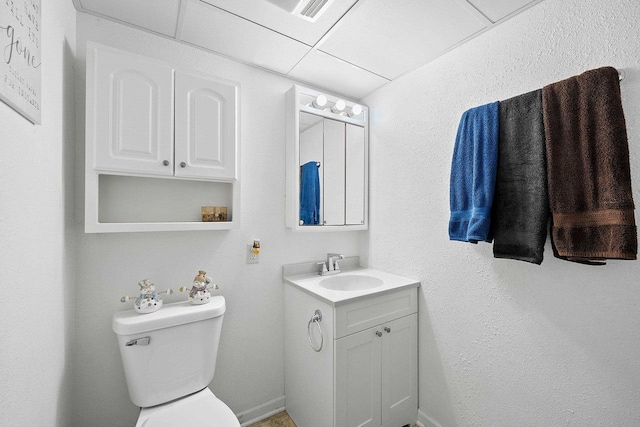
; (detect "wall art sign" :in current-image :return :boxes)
[0,0,41,124]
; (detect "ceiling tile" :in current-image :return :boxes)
[180,0,311,75]
[200,0,359,46]
[318,0,487,80]
[288,50,389,100]
[78,0,181,37]
[467,0,537,23]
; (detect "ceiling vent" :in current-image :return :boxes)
[295,0,331,21]
[265,0,335,22]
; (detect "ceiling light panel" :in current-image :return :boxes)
[77,0,182,37]
[318,0,487,80]
[180,0,311,75]
[466,0,538,23]
[288,50,389,100]
[199,0,358,46]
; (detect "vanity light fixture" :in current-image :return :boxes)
[331,99,346,113]
[312,94,328,109]
[347,104,363,117]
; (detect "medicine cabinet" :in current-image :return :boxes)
[84,42,240,233]
[285,85,369,232]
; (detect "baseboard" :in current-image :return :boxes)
[418,409,444,427]
[236,395,285,426]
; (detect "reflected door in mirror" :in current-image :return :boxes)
[323,118,346,225]
[299,113,323,225]
[346,124,365,225]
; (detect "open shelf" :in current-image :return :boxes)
[85,173,240,233]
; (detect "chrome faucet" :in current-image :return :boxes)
[318,253,344,276]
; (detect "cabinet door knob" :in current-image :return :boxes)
[376,331,382,337]
[180,162,187,168]
[162,160,170,166]
[384,327,391,333]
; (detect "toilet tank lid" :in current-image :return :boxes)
[112,296,226,336]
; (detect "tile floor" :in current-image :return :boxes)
[249,411,296,427]
[248,411,418,427]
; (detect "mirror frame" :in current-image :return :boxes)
[285,84,369,232]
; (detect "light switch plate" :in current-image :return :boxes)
[247,244,260,264]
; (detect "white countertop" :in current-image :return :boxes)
[283,267,420,306]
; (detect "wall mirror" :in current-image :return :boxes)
[286,85,369,232]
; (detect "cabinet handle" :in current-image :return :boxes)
[180,162,186,168]
[376,331,382,337]
[162,160,170,166]
[384,327,391,333]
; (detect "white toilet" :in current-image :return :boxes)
[112,296,240,426]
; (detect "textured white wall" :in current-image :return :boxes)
[363,0,640,426]
[72,13,367,427]
[0,1,76,426]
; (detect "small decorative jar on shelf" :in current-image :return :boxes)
[201,206,228,222]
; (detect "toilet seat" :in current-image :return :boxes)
[136,388,240,427]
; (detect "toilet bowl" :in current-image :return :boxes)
[135,388,239,427]
[113,297,240,427]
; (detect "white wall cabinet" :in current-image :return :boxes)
[90,46,175,176]
[174,71,237,181]
[85,42,239,233]
[284,284,418,427]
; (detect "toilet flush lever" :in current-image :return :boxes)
[125,337,150,346]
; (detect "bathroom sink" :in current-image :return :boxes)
[283,259,419,305]
[319,275,384,291]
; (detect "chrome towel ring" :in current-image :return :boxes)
[307,309,323,352]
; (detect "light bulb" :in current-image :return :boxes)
[312,95,328,109]
[347,104,363,117]
[331,99,346,113]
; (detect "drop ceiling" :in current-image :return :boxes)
[72,0,543,100]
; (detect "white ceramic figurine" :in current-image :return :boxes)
[179,270,219,305]
[120,279,173,314]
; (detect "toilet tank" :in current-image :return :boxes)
[112,297,226,408]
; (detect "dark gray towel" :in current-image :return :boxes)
[491,89,548,264]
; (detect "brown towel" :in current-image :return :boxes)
[542,66,637,263]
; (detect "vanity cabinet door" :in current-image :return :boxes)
[175,71,237,181]
[335,313,418,427]
[88,45,174,176]
[381,314,418,427]
[335,327,382,427]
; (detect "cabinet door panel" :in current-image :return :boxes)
[323,118,346,225]
[90,46,174,175]
[336,327,382,427]
[345,124,365,225]
[381,314,418,426]
[175,71,237,181]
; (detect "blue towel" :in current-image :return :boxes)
[449,101,499,243]
[300,161,320,225]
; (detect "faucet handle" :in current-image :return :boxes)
[317,262,328,275]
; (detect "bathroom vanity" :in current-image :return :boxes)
[283,258,419,427]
